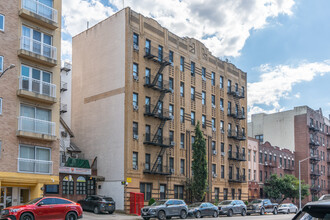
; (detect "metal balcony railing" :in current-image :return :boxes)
[144,46,170,65]
[18,158,53,174]
[228,111,246,120]
[309,138,320,148]
[310,155,320,163]
[143,163,172,175]
[144,104,173,120]
[144,76,171,92]
[310,170,321,178]
[18,116,55,136]
[22,0,58,23]
[228,174,246,183]
[228,152,246,161]
[20,36,57,60]
[227,130,246,141]
[310,185,321,192]
[227,86,245,98]
[19,76,56,98]
[264,161,278,168]
[60,81,68,91]
[284,165,294,171]
[143,135,172,148]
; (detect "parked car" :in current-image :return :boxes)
[319,194,330,201]
[278,203,298,214]
[218,200,247,217]
[78,195,115,214]
[247,199,278,215]
[292,200,330,220]
[141,199,188,220]
[188,202,218,218]
[0,197,83,220]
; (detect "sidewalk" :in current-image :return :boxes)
[83,211,141,220]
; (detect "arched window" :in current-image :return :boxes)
[62,175,74,195]
[76,176,86,195]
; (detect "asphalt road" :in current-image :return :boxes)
[82,212,295,220]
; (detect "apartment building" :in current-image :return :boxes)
[247,137,259,200]
[249,106,330,203]
[72,8,248,211]
[0,0,61,210]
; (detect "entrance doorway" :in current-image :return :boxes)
[19,188,30,205]
[0,187,12,211]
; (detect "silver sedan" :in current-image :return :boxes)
[278,203,298,214]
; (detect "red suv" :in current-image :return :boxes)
[0,197,83,220]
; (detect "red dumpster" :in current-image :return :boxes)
[130,192,144,215]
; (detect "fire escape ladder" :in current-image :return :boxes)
[150,61,171,86]
[151,120,166,143]
[151,93,166,115]
[150,147,167,173]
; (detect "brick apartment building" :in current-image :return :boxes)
[249,106,330,203]
[71,8,248,211]
[0,0,61,210]
[247,137,259,200]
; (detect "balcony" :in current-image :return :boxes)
[19,36,57,66]
[144,46,171,66]
[20,0,58,29]
[143,135,172,148]
[60,81,68,92]
[228,174,246,183]
[60,104,67,113]
[309,138,320,148]
[310,185,321,192]
[228,112,246,120]
[309,123,320,132]
[144,105,173,121]
[284,165,294,171]
[143,164,172,176]
[264,161,278,168]
[18,158,53,174]
[17,76,56,104]
[227,87,245,99]
[228,152,246,161]
[310,155,321,163]
[17,116,56,141]
[227,130,246,141]
[144,77,172,93]
[310,171,321,178]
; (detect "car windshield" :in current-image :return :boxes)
[320,195,330,201]
[280,204,289,207]
[189,203,202,208]
[219,201,232,205]
[151,200,166,206]
[25,197,42,205]
[293,211,330,220]
[251,200,263,204]
[103,197,113,202]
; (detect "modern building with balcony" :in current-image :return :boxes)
[248,106,330,203]
[71,8,248,212]
[0,0,61,210]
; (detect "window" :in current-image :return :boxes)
[264,153,267,162]
[0,14,4,32]
[227,79,231,92]
[265,171,268,180]
[45,185,59,194]
[21,65,53,97]
[145,39,151,54]
[145,125,150,141]
[0,98,2,115]
[212,164,216,174]
[180,159,185,174]
[242,107,245,117]
[145,154,150,171]
[235,83,238,92]
[211,95,215,106]
[158,45,163,62]
[0,56,3,72]
[221,143,224,153]
[145,68,150,85]
[260,171,263,182]
[169,50,174,64]
[133,33,139,48]
[254,170,256,181]
[180,134,185,149]
[19,144,51,174]
[259,152,263,163]
[221,165,224,178]
[248,150,251,161]
[133,152,138,169]
[220,98,224,110]
[212,141,216,151]
[76,176,86,195]
[180,82,184,97]
[191,112,195,125]
[202,115,206,128]
[220,76,223,88]
[180,56,185,71]
[22,0,54,20]
[248,169,251,180]
[160,184,166,200]
[133,63,138,77]
[241,86,245,97]
[157,156,163,172]
[140,183,152,201]
[227,101,231,114]
[231,189,235,199]
[215,188,219,202]
[157,74,163,88]
[145,97,150,113]
[62,175,74,195]
[133,93,138,107]
[191,136,195,149]
[170,157,174,171]
[253,151,256,162]
[238,189,242,200]
[280,157,282,166]
[255,135,264,144]
[169,104,174,117]
[202,67,206,80]
[174,185,184,199]
[169,131,174,142]
[211,72,215,86]
[133,122,138,137]
[220,121,224,133]
[212,118,215,130]
[169,77,174,91]
[223,188,228,200]
[202,92,206,105]
[191,62,195,76]
[180,108,184,123]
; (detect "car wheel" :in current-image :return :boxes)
[195,211,202,218]
[66,212,78,220]
[180,210,187,219]
[166,217,172,220]
[260,208,265,215]
[287,209,290,214]
[109,211,114,214]
[295,208,298,214]
[213,210,218,218]
[227,209,233,217]
[20,213,34,220]
[143,218,150,220]
[94,206,100,214]
[273,208,278,215]
[158,210,166,220]
[241,209,246,216]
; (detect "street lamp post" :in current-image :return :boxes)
[0,64,15,78]
[299,156,310,210]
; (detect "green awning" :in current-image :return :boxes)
[65,157,90,169]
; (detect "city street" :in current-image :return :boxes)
[82,212,296,220]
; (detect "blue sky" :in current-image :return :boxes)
[61,0,330,119]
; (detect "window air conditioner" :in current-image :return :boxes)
[133,75,139,81]
[133,165,138,170]
[133,134,139,140]
[133,105,139,111]
[213,150,217,155]
[133,44,139,51]
[170,141,175,146]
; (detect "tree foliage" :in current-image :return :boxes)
[264,174,309,203]
[190,121,208,202]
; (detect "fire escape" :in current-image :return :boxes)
[143,45,173,175]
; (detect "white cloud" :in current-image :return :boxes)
[247,60,330,119]
[61,39,72,59]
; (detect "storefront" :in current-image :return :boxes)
[0,187,30,210]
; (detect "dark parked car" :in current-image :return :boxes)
[188,202,218,218]
[0,197,83,220]
[78,195,115,214]
[247,199,278,215]
[141,199,188,220]
[218,200,247,217]
[292,200,330,220]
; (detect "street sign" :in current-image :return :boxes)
[127,178,132,183]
